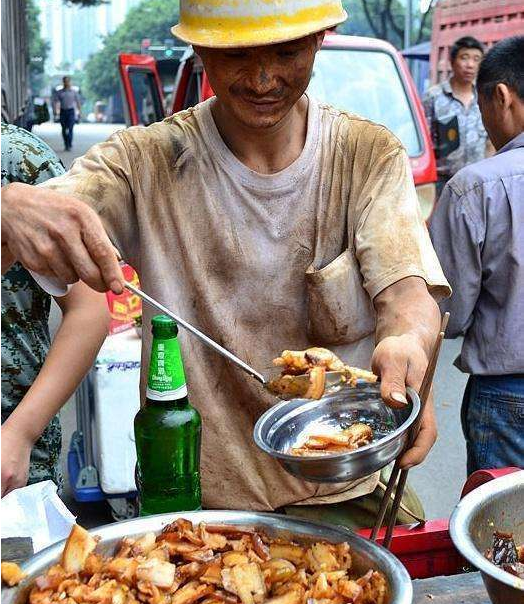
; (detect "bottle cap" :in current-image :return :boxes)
[151,315,179,339]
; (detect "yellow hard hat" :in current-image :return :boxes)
[171,0,348,48]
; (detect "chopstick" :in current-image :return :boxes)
[371,312,449,548]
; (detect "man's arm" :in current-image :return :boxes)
[372,276,441,468]
[1,183,123,290]
[351,126,450,468]
[428,183,483,338]
[422,91,438,154]
[1,282,110,496]
[75,91,82,118]
[0,128,141,292]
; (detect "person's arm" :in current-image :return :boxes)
[351,126,450,468]
[1,282,110,496]
[428,183,483,338]
[0,130,142,292]
[372,276,440,468]
[422,91,438,154]
[75,91,82,118]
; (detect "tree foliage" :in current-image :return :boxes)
[26,0,50,94]
[339,0,434,48]
[85,0,180,101]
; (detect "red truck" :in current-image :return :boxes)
[119,33,438,219]
[430,0,524,84]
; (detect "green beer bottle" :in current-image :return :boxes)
[134,315,202,515]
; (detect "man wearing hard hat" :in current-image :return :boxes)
[2,1,449,524]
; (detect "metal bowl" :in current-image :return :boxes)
[1,510,412,604]
[450,470,524,604]
[254,382,419,483]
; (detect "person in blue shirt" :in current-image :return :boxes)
[429,36,524,474]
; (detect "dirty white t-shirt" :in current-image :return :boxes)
[41,97,450,510]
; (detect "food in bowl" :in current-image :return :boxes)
[22,519,388,604]
[269,348,377,400]
[1,562,26,587]
[485,531,524,579]
[289,423,374,457]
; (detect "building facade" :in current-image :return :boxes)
[431,0,524,83]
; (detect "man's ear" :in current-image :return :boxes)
[494,82,512,111]
[315,30,326,51]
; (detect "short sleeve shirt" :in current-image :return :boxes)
[1,123,65,485]
[56,88,80,111]
[423,80,487,178]
[40,97,450,510]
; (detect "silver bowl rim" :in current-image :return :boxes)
[3,510,413,604]
[449,470,524,592]
[253,385,420,462]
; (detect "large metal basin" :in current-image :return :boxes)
[450,470,524,604]
[2,510,412,604]
[254,383,419,483]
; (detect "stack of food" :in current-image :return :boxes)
[2,520,388,604]
[485,531,524,579]
[289,423,374,457]
[269,348,377,400]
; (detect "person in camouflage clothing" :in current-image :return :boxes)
[1,123,110,496]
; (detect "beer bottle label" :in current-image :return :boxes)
[146,337,187,400]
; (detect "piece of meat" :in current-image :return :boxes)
[343,423,373,447]
[251,534,270,562]
[305,544,339,573]
[304,367,326,400]
[337,577,363,601]
[343,367,378,387]
[1,561,26,586]
[132,532,157,556]
[267,374,309,399]
[268,545,305,566]
[502,562,524,579]
[61,524,98,573]
[136,559,177,589]
[358,570,387,604]
[270,347,377,401]
[262,559,296,584]
[273,348,345,373]
[221,563,266,604]
[289,422,373,457]
[106,558,139,584]
[171,581,215,604]
[491,531,519,566]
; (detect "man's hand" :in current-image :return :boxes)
[372,276,442,469]
[371,334,437,469]
[1,424,32,497]
[1,182,123,293]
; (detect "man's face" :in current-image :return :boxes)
[479,86,524,150]
[451,47,483,84]
[63,77,71,88]
[195,33,323,129]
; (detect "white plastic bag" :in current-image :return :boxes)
[1,481,76,552]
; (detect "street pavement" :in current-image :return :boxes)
[38,121,469,529]
[33,122,125,169]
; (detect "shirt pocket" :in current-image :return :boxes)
[305,250,376,346]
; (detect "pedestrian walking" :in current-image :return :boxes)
[429,36,524,474]
[423,36,489,195]
[54,76,81,151]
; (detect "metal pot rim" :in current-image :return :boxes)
[449,470,524,592]
[253,386,420,462]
